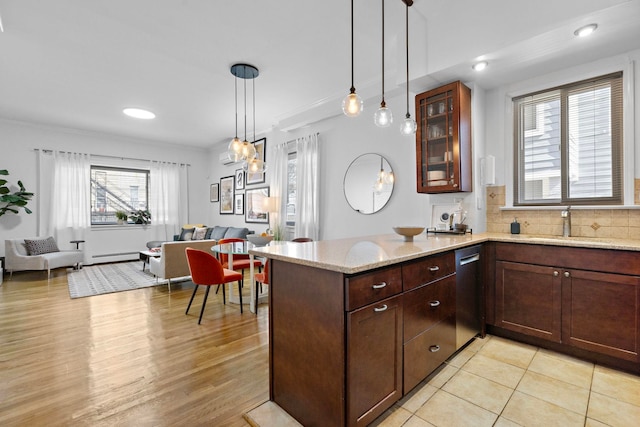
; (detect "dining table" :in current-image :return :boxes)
[211,240,268,314]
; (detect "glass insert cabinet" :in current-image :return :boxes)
[415,80,472,193]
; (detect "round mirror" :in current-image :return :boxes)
[344,153,394,214]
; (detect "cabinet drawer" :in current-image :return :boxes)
[346,266,402,311]
[404,275,456,342]
[402,252,455,291]
[403,314,456,394]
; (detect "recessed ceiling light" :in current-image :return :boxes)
[574,23,598,37]
[123,108,155,119]
[472,61,488,71]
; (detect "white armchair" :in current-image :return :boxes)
[5,237,84,279]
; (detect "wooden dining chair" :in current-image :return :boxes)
[292,237,313,242]
[185,247,244,324]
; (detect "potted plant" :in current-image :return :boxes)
[129,209,151,225]
[115,210,128,225]
[0,169,34,217]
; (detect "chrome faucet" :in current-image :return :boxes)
[561,206,571,237]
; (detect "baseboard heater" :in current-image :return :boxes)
[92,252,139,258]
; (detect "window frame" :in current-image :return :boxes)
[90,165,150,225]
[513,72,623,206]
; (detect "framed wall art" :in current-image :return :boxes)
[246,137,266,185]
[219,175,234,214]
[245,186,269,223]
[234,193,244,215]
[235,168,245,190]
[210,183,219,202]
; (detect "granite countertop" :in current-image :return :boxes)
[249,232,640,275]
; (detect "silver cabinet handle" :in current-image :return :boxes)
[429,266,440,272]
[553,271,559,277]
[564,271,570,278]
[429,300,441,308]
[372,282,387,289]
[429,345,440,352]
[374,304,388,312]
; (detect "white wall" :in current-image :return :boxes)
[208,90,488,241]
[0,119,209,262]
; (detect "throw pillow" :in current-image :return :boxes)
[210,226,229,240]
[224,227,249,239]
[177,227,195,241]
[24,237,60,255]
[192,226,208,240]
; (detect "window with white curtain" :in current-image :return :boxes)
[286,151,297,226]
[513,72,623,205]
[90,166,149,224]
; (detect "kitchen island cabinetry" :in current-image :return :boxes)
[490,242,640,366]
[267,245,478,427]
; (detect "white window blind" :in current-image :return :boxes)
[514,72,622,205]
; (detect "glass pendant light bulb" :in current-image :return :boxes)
[227,137,243,161]
[240,140,256,161]
[374,101,393,127]
[342,89,363,117]
[400,114,417,135]
[244,157,267,173]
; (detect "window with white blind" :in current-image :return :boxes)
[513,72,623,205]
[90,166,149,224]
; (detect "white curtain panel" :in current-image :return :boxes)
[295,133,319,241]
[149,161,188,241]
[270,142,289,233]
[46,151,91,259]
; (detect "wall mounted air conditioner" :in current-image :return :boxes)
[219,152,237,165]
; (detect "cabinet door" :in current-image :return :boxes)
[415,80,471,193]
[562,269,640,362]
[495,261,562,343]
[347,294,402,427]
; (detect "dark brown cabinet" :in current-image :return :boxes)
[490,243,640,367]
[347,294,403,426]
[495,261,562,343]
[415,80,472,193]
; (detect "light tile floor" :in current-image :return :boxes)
[245,335,640,427]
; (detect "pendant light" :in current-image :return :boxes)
[400,0,417,135]
[228,64,258,163]
[342,0,363,117]
[244,76,267,174]
[374,0,392,128]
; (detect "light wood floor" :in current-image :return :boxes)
[0,266,268,426]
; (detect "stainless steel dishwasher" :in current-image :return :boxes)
[455,245,483,348]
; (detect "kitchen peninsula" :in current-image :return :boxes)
[250,232,640,427]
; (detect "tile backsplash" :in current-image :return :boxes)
[486,182,640,240]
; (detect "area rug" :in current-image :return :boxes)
[67,261,164,298]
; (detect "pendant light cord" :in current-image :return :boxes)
[234,76,239,138]
[252,77,256,144]
[243,70,247,141]
[350,0,355,93]
[405,1,410,117]
[381,0,385,105]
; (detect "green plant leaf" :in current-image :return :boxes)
[0,170,8,175]
[25,207,32,214]
[0,187,9,195]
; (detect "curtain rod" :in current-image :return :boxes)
[280,132,320,148]
[35,149,191,167]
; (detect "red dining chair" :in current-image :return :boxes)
[253,259,269,314]
[185,248,244,324]
[217,238,263,287]
[292,237,313,242]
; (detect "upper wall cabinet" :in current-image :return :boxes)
[415,81,472,193]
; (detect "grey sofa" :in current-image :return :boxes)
[5,238,84,279]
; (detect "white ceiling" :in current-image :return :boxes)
[0,0,638,149]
